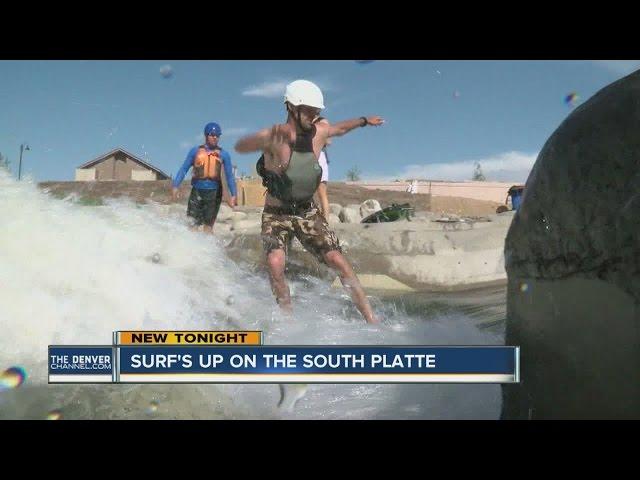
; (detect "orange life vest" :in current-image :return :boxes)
[192,146,221,180]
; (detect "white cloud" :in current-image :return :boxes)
[242,81,289,98]
[370,151,538,183]
[591,60,640,76]
[242,78,335,99]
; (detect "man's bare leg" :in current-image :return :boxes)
[266,249,293,314]
[324,250,379,324]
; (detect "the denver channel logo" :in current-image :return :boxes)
[50,353,112,370]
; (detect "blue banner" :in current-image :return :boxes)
[118,346,517,376]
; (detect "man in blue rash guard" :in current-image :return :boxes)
[171,122,238,233]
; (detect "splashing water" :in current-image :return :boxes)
[159,64,173,79]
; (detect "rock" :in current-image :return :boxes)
[329,203,343,216]
[217,204,233,222]
[339,205,362,224]
[230,211,247,221]
[360,199,382,218]
[327,213,341,225]
[411,211,438,223]
[222,218,512,290]
[502,70,640,419]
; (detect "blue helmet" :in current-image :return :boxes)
[204,122,222,137]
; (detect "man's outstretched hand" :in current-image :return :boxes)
[366,116,385,126]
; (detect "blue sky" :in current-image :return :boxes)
[0,60,637,183]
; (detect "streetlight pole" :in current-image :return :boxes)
[18,143,30,180]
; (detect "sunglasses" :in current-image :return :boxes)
[298,106,322,117]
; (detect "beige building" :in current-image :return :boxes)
[75,148,170,181]
[350,180,522,204]
[236,178,267,206]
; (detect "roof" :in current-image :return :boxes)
[77,147,170,179]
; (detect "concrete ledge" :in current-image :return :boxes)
[221,214,513,291]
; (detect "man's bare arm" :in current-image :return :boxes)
[327,116,385,138]
[234,127,272,153]
[235,125,294,153]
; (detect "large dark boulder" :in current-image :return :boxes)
[502,71,640,419]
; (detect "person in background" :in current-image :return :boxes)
[171,122,237,233]
[314,117,332,217]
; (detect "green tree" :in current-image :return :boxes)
[346,165,361,181]
[472,161,486,181]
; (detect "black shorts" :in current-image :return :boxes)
[187,187,223,226]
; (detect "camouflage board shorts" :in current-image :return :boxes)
[261,202,342,264]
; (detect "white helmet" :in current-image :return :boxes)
[284,80,325,109]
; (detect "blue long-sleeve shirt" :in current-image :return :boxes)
[172,145,237,197]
